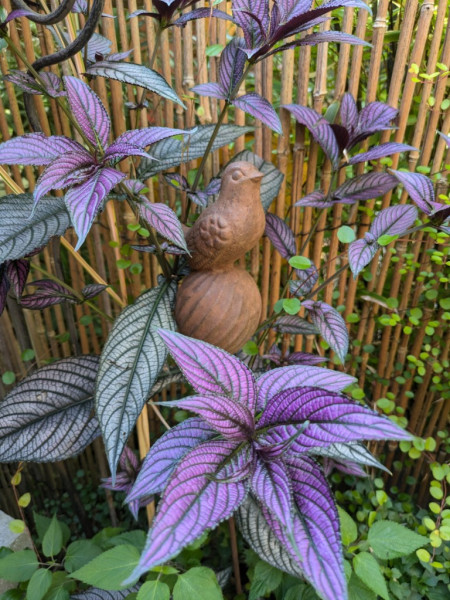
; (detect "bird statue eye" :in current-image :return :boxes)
[231,169,244,181]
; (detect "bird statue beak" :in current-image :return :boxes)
[248,171,264,181]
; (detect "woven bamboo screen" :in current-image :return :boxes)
[0,0,448,516]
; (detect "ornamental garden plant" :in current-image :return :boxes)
[0,1,449,599]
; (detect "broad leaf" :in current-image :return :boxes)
[251,457,294,533]
[26,569,52,600]
[71,586,140,600]
[305,442,389,472]
[65,540,103,573]
[0,549,39,582]
[264,213,296,258]
[256,366,356,411]
[232,0,269,50]
[0,133,82,166]
[137,125,253,178]
[125,440,248,581]
[219,39,247,97]
[6,259,30,297]
[350,102,398,147]
[191,82,227,99]
[157,329,257,414]
[302,300,348,363]
[0,356,100,462]
[290,265,318,296]
[172,567,223,600]
[283,104,340,169]
[294,190,329,208]
[112,126,186,149]
[340,92,358,132]
[139,200,188,252]
[368,521,428,560]
[390,170,442,215]
[334,172,398,203]
[173,8,233,27]
[69,546,141,590]
[96,284,176,479]
[138,580,170,600]
[271,315,318,335]
[159,395,254,440]
[348,238,378,278]
[353,552,389,600]
[225,150,284,210]
[20,279,78,309]
[233,93,282,134]
[348,143,416,164]
[63,76,110,148]
[86,61,185,107]
[82,283,109,300]
[127,418,215,502]
[65,167,125,250]
[370,204,418,239]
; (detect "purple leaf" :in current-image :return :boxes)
[369,204,418,239]
[191,82,227,100]
[334,172,398,203]
[0,133,83,166]
[348,143,416,164]
[307,442,389,472]
[0,264,10,316]
[173,8,233,27]
[389,170,442,215]
[251,457,294,532]
[233,93,282,134]
[33,150,94,205]
[6,259,29,297]
[438,131,450,148]
[113,126,186,149]
[256,366,356,412]
[350,101,398,148]
[302,300,348,363]
[205,178,222,195]
[122,179,147,195]
[277,0,312,22]
[65,167,125,250]
[218,39,247,97]
[257,386,412,449]
[284,455,346,600]
[127,417,216,502]
[63,76,110,149]
[126,440,248,580]
[290,265,319,296]
[158,395,254,441]
[296,30,371,48]
[340,93,358,133]
[294,190,330,208]
[103,143,153,162]
[187,191,208,208]
[4,70,45,95]
[233,0,269,50]
[20,278,78,309]
[323,457,367,477]
[139,200,188,252]
[157,329,257,414]
[81,283,108,300]
[348,238,378,278]
[286,351,327,365]
[283,105,340,169]
[84,32,112,62]
[330,124,350,153]
[271,315,318,335]
[264,213,296,258]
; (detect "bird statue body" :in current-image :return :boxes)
[175,161,266,353]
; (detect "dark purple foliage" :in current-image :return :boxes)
[0,264,10,316]
[20,279,78,309]
[348,143,416,165]
[390,170,446,215]
[233,93,282,134]
[271,314,318,335]
[290,264,319,296]
[124,330,411,599]
[264,213,296,258]
[4,70,66,97]
[82,284,109,300]
[0,258,32,315]
[129,2,230,29]
[302,300,349,363]
[0,76,185,250]
[263,344,327,366]
[333,172,398,203]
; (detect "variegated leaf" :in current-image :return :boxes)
[233,93,282,134]
[302,300,348,363]
[0,133,82,166]
[264,213,296,258]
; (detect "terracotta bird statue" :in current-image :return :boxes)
[175,161,266,353]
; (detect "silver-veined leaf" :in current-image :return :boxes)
[95,282,177,480]
[0,356,100,462]
[71,585,140,600]
[0,194,71,263]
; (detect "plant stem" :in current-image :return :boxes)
[228,516,243,595]
[11,465,42,562]
[304,263,349,299]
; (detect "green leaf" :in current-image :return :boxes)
[26,569,52,600]
[108,531,146,552]
[368,520,428,559]
[337,225,356,243]
[248,561,283,600]
[64,540,103,573]
[172,567,223,600]
[42,572,75,600]
[282,298,301,315]
[353,552,389,600]
[69,545,140,590]
[348,573,376,600]
[0,549,38,582]
[2,371,16,385]
[9,520,25,534]
[377,234,398,246]
[288,255,312,270]
[205,44,224,57]
[42,515,63,558]
[338,506,358,545]
[242,341,259,355]
[33,513,70,547]
[137,580,171,600]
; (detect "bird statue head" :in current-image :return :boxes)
[219,161,264,203]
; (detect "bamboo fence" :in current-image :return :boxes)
[0,0,449,519]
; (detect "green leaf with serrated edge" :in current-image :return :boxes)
[172,567,223,600]
[34,513,70,547]
[353,552,389,600]
[95,282,176,479]
[137,125,253,178]
[337,507,358,545]
[69,546,140,590]
[137,580,170,600]
[108,531,146,552]
[0,549,38,582]
[368,520,428,559]
[26,569,52,600]
[0,195,70,263]
[249,561,283,600]
[64,540,103,573]
[348,573,376,600]
[42,514,63,558]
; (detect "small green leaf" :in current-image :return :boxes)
[69,545,140,590]
[353,553,389,600]
[21,349,35,362]
[137,580,171,600]
[377,234,399,246]
[288,255,311,270]
[416,548,431,562]
[64,540,103,573]
[273,299,284,314]
[205,44,224,57]
[9,520,25,534]
[337,225,356,243]
[282,298,301,315]
[2,371,16,385]
[0,549,39,582]
[33,513,70,547]
[368,520,428,559]
[248,562,282,600]
[18,493,31,508]
[26,569,52,600]
[173,567,223,600]
[242,341,259,355]
[338,507,358,545]
[42,514,63,558]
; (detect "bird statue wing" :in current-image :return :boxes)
[186,212,233,269]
